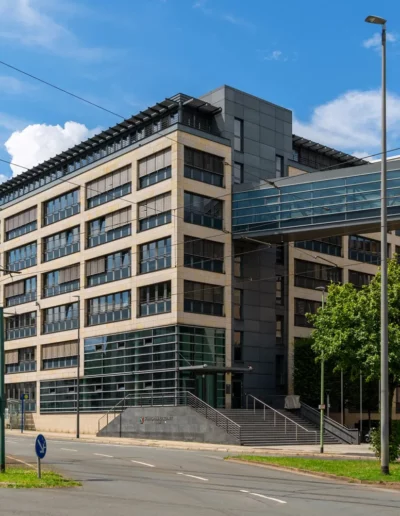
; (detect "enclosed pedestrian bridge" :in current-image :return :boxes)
[232,160,400,242]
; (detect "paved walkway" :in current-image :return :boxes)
[6,429,374,458]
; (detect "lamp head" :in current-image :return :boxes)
[365,15,387,25]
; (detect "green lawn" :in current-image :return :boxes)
[230,456,400,483]
[0,467,81,489]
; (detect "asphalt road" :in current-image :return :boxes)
[3,435,400,515]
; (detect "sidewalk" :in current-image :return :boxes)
[6,429,374,459]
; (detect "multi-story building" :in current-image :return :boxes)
[2,85,397,433]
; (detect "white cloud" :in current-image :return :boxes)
[363,31,397,50]
[264,50,287,61]
[0,0,110,60]
[293,89,400,153]
[0,173,10,184]
[5,121,101,176]
[193,1,253,28]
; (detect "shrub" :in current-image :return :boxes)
[370,421,400,462]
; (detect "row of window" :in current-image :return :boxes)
[4,281,228,340]
[3,234,231,307]
[1,143,228,244]
[4,190,225,272]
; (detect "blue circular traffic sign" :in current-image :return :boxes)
[35,434,47,459]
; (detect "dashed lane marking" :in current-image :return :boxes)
[240,490,286,504]
[177,472,208,481]
[131,460,155,468]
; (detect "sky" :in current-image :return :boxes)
[0,0,399,182]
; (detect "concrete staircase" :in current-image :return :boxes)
[220,409,340,446]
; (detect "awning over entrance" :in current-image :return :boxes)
[178,365,252,373]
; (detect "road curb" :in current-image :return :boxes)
[226,458,400,490]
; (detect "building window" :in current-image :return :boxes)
[43,226,80,262]
[276,155,284,178]
[184,236,224,273]
[184,147,224,187]
[5,347,36,374]
[40,379,77,413]
[6,242,37,272]
[348,270,374,289]
[44,189,80,225]
[87,165,131,208]
[294,259,342,290]
[234,247,243,278]
[139,238,171,274]
[5,277,37,307]
[184,281,224,316]
[184,192,223,229]
[139,282,171,317]
[43,302,79,334]
[276,244,284,265]
[87,250,131,287]
[234,118,243,152]
[276,276,283,305]
[234,289,243,320]
[348,235,384,265]
[87,291,131,326]
[43,355,78,370]
[138,193,172,232]
[5,312,36,340]
[5,207,37,241]
[295,236,342,257]
[87,208,131,247]
[43,265,80,298]
[6,382,36,412]
[234,331,243,362]
[138,148,171,189]
[233,162,243,184]
[294,298,321,327]
[276,315,283,346]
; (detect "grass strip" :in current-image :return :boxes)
[229,456,400,483]
[0,466,81,489]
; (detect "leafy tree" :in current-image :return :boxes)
[309,258,400,426]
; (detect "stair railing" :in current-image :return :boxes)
[246,394,317,443]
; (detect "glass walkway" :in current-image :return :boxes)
[232,162,400,241]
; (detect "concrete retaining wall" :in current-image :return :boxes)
[98,406,240,445]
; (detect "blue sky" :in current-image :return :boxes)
[0,0,399,180]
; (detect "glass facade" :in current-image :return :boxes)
[184,236,224,273]
[184,192,223,229]
[184,281,224,316]
[87,212,131,248]
[39,325,225,412]
[43,302,79,334]
[43,227,80,262]
[86,250,131,287]
[294,259,342,290]
[232,169,400,235]
[87,290,131,326]
[6,382,36,412]
[348,235,382,265]
[44,189,80,225]
[294,298,322,327]
[295,236,342,257]
[184,147,224,187]
[43,268,80,298]
[6,242,37,271]
[139,238,171,274]
[139,282,171,317]
[348,270,374,289]
[5,312,36,340]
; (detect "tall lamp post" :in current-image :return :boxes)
[365,14,389,475]
[316,285,326,453]
[73,296,81,439]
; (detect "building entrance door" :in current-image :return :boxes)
[231,375,243,409]
[195,374,217,407]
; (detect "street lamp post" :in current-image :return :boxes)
[73,296,80,439]
[316,285,326,453]
[365,14,389,475]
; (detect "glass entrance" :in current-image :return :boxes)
[195,374,217,407]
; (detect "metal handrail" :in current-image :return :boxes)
[97,391,241,441]
[246,394,317,442]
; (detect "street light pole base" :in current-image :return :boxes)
[381,465,390,475]
[320,447,324,454]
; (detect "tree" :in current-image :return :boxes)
[309,258,400,427]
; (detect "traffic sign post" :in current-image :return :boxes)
[35,434,47,479]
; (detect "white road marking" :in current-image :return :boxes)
[240,491,286,504]
[204,455,224,460]
[6,455,35,469]
[60,448,78,452]
[131,460,155,468]
[177,472,208,481]
[94,453,113,458]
